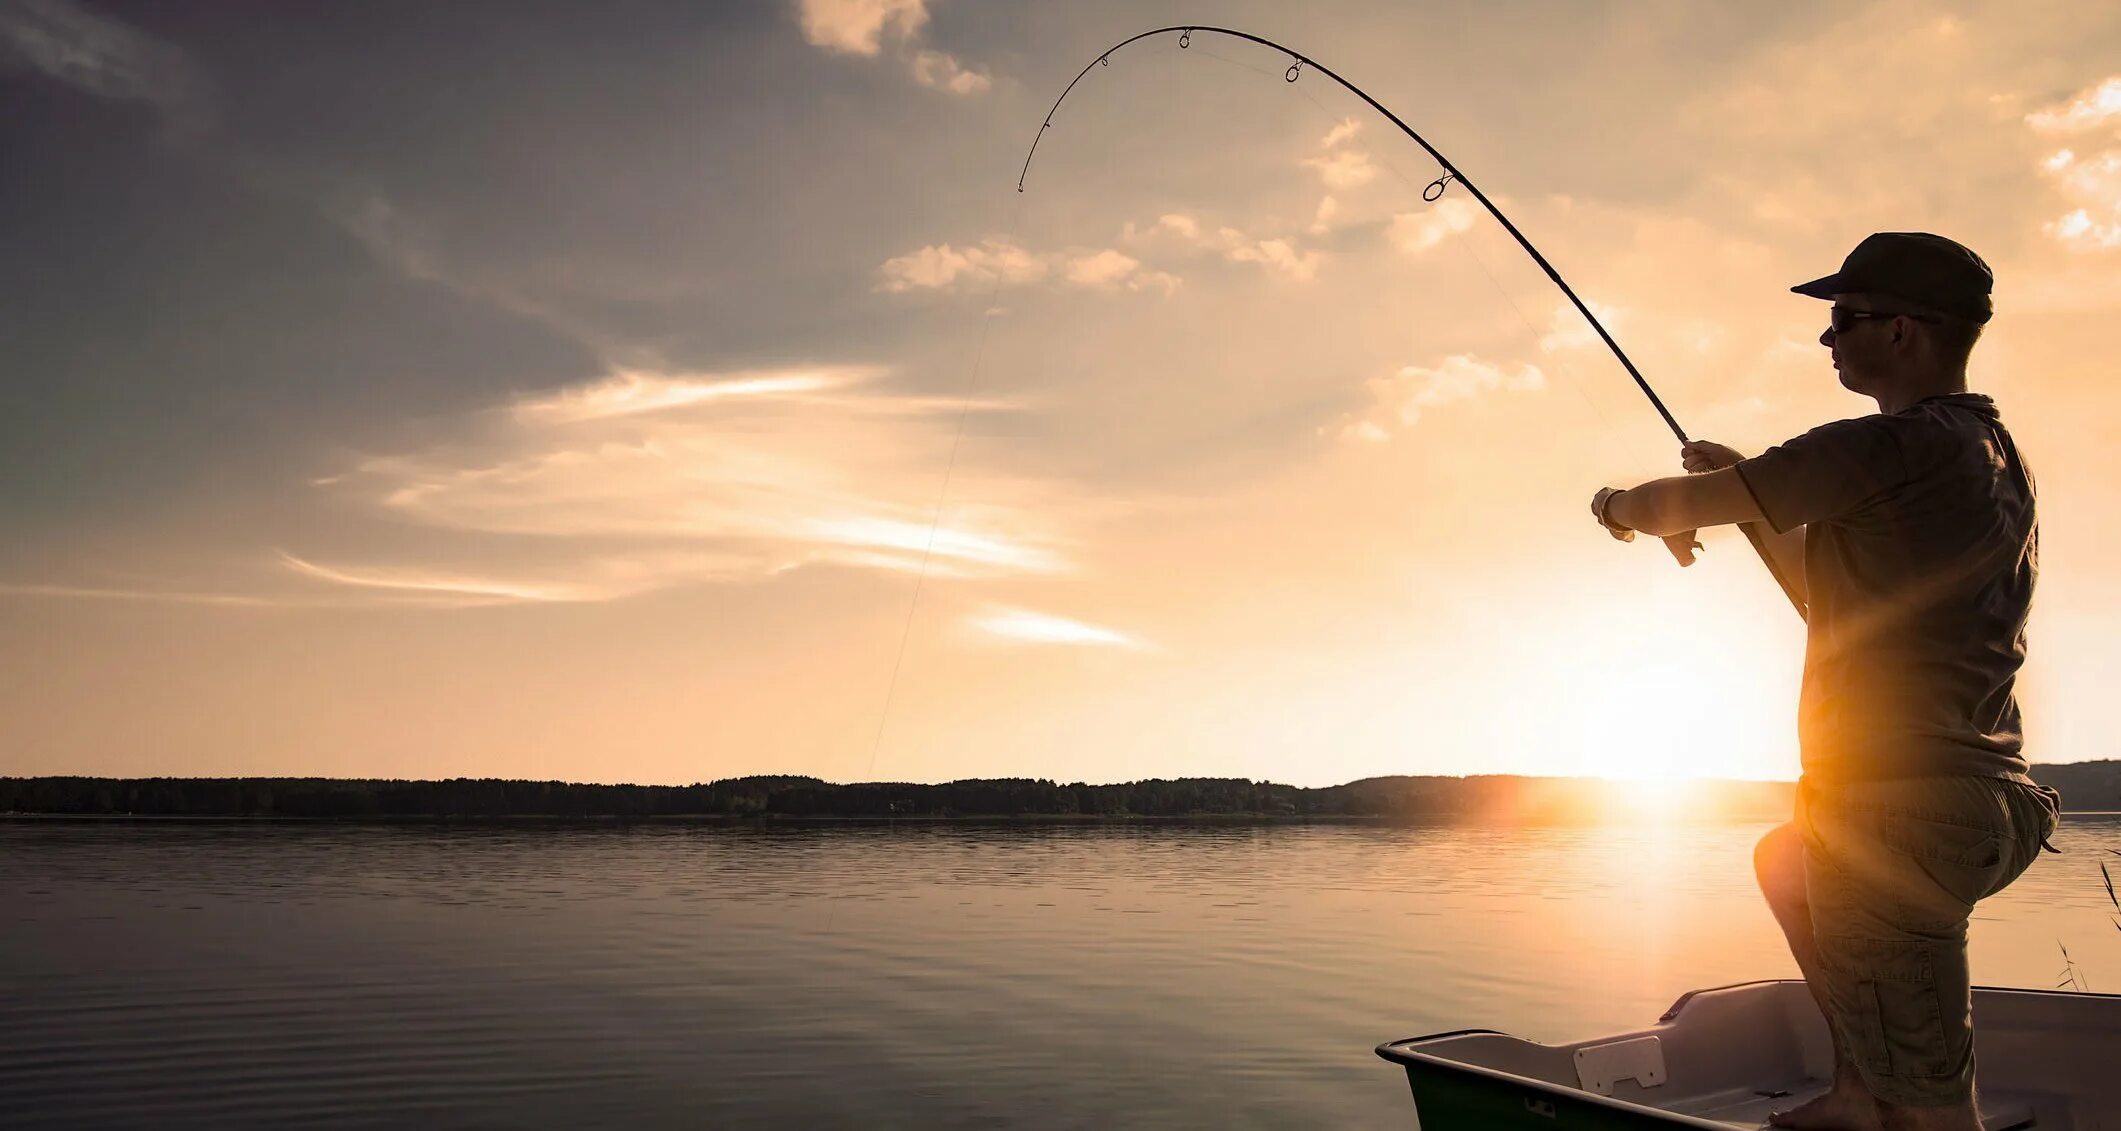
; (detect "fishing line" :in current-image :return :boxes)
[1019,25,1807,615]
[825,195,1027,938]
[853,23,1809,836]
[861,193,1029,783]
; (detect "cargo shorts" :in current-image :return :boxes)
[1796,774,2060,1107]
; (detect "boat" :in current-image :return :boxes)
[1376,979,2121,1129]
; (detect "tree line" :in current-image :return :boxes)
[3,761,2114,820]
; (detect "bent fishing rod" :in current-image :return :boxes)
[1018,25,1806,618]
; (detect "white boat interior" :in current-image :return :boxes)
[1377,980,2121,1130]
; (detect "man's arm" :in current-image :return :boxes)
[1601,466,1810,610]
[1603,468,1764,536]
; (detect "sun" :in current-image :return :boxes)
[1475,587,1803,786]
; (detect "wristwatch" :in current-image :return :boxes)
[1594,487,1635,542]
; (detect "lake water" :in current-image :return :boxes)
[4,816,2117,1129]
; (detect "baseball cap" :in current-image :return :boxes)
[1791,232,1994,324]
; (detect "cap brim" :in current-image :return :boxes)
[1790,272,1850,299]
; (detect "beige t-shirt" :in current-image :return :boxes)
[1734,393,2036,782]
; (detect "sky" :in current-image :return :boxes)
[3,0,2120,788]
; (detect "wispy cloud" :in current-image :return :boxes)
[0,579,512,609]
[0,0,209,131]
[1304,149,1376,190]
[793,0,988,95]
[1221,233,1321,281]
[971,607,1144,649]
[1306,118,1373,189]
[0,582,274,607]
[511,367,862,424]
[1308,196,1339,236]
[278,550,756,606]
[1537,300,1629,354]
[1387,199,1480,254]
[1319,117,1360,150]
[877,237,1179,295]
[1127,213,1324,282]
[1341,354,1547,442]
[331,194,643,362]
[290,365,1079,603]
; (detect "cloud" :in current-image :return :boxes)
[2045,205,2121,250]
[909,47,989,95]
[277,551,753,605]
[1064,249,1180,295]
[1308,196,1339,235]
[2028,80,2121,252]
[876,238,1045,291]
[877,238,1179,295]
[1131,212,1324,281]
[1387,199,1480,254]
[794,0,927,55]
[331,194,635,361]
[0,0,209,131]
[1319,118,1360,149]
[1221,234,1321,281]
[511,367,861,424]
[1152,213,1199,240]
[0,582,275,607]
[1064,249,1142,287]
[793,0,988,95]
[1537,300,1628,353]
[1303,149,1377,190]
[2026,76,2121,134]
[289,365,1079,604]
[1342,354,1547,441]
[971,607,1144,649]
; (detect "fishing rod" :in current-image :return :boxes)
[1018,25,1806,618]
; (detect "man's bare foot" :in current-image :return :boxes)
[1766,1078,1883,1131]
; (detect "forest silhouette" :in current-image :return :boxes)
[5,763,2116,820]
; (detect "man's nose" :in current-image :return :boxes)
[1819,327,1835,348]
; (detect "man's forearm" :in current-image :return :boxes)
[1605,477,1685,536]
[1605,472,1763,536]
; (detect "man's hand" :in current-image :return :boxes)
[1680,440,1745,473]
[1591,487,1634,542]
[1662,532,1704,566]
[1596,487,1701,564]
[1658,441,1743,567]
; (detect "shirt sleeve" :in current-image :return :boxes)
[1732,416,1915,534]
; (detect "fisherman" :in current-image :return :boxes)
[1588,232,2061,1131]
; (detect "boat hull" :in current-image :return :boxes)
[1377,980,2121,1130]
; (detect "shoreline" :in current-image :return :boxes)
[7,811,2117,825]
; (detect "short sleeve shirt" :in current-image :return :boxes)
[1733,393,2037,782]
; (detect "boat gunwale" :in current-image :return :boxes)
[1372,1036,1734,1129]
[1375,979,2121,1129]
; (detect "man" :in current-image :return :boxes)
[1587,232,2061,1131]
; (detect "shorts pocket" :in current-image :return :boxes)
[1878,812,2001,867]
[1880,814,2004,908]
[1826,937,1960,1083]
[1868,970,1962,1081]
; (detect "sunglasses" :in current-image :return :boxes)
[1829,306,1940,334]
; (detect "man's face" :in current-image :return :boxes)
[1821,292,1893,394]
